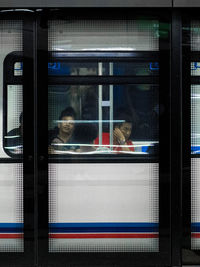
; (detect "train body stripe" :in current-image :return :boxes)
[49,222,158,228]
[192,223,200,232]
[0,234,23,238]
[0,223,23,233]
[0,223,23,228]
[49,222,159,233]
[192,233,200,238]
[49,233,159,239]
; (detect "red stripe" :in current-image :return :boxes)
[49,233,159,239]
[0,234,23,239]
[192,233,200,238]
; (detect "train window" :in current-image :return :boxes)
[0,21,23,252]
[5,85,23,155]
[48,19,159,156]
[48,83,159,155]
[14,62,23,76]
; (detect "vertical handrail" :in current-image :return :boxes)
[109,63,113,151]
[98,62,103,146]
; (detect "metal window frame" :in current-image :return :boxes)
[0,0,172,8]
[182,9,200,265]
[37,8,171,267]
[0,12,35,266]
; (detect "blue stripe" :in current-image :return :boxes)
[0,223,23,228]
[0,223,23,233]
[191,146,200,154]
[49,223,158,233]
[191,223,200,232]
[49,223,158,228]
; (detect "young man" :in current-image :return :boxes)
[94,112,134,153]
[113,117,134,152]
[50,107,77,152]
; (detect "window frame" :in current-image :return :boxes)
[37,8,171,267]
[0,13,35,266]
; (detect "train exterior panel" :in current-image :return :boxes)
[49,163,159,252]
[0,20,24,252]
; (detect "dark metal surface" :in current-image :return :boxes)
[171,10,182,267]
[0,15,35,266]
[0,0,172,8]
[23,16,35,265]
[36,11,49,266]
[48,76,159,85]
[174,0,200,7]
[182,15,192,266]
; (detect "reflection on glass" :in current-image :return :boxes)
[48,84,159,155]
[4,85,23,156]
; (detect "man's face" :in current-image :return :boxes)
[58,116,74,135]
[119,122,132,141]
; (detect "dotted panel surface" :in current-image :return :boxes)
[192,158,200,250]
[48,20,159,51]
[0,164,23,252]
[48,163,159,252]
[0,21,23,251]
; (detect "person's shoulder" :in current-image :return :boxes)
[94,132,110,145]
[48,127,59,145]
[7,127,20,136]
[51,136,63,144]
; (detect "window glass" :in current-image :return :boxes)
[5,85,23,155]
[48,84,159,155]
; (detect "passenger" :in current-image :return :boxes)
[74,123,98,153]
[49,107,77,153]
[94,111,134,153]
[113,113,134,152]
[6,112,23,154]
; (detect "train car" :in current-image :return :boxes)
[0,1,199,267]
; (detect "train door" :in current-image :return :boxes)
[0,14,34,265]
[182,11,200,265]
[37,10,171,266]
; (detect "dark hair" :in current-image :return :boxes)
[114,109,132,129]
[59,107,76,120]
